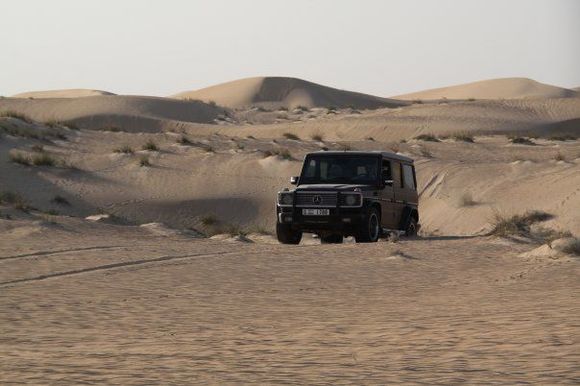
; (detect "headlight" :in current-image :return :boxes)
[341,193,362,207]
[278,192,294,206]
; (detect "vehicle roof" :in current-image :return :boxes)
[306,150,414,163]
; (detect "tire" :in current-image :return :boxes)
[276,223,302,244]
[355,207,380,243]
[320,234,344,244]
[405,216,418,237]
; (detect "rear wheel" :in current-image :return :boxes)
[320,234,344,244]
[276,223,302,244]
[355,207,380,243]
[405,216,418,237]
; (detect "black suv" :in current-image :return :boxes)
[276,151,419,244]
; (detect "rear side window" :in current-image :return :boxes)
[391,161,401,188]
[402,164,416,190]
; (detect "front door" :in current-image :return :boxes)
[379,159,398,229]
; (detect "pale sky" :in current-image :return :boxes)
[2,0,579,97]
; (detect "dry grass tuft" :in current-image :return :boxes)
[114,145,134,154]
[142,140,159,151]
[283,132,300,140]
[138,155,151,167]
[414,134,440,142]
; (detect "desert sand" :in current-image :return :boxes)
[1,76,579,384]
[12,89,116,99]
[394,77,579,100]
[172,76,406,109]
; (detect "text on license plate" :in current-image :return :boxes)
[302,209,330,216]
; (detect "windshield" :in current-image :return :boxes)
[300,155,379,184]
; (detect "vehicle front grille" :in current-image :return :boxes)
[295,192,338,207]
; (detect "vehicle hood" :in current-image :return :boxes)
[296,184,375,192]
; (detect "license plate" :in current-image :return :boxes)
[302,209,330,216]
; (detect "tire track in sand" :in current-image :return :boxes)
[0,250,238,287]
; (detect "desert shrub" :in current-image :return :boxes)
[203,145,215,153]
[142,140,159,151]
[0,124,65,141]
[278,106,288,112]
[509,136,535,145]
[459,192,476,207]
[30,144,44,152]
[451,133,474,143]
[311,133,323,141]
[0,191,23,205]
[246,135,255,139]
[10,148,62,167]
[549,134,577,141]
[138,155,151,167]
[467,98,476,102]
[0,191,29,211]
[278,148,292,160]
[114,145,134,154]
[558,238,580,256]
[412,99,423,104]
[200,214,217,226]
[31,152,57,166]
[365,137,375,141]
[208,100,217,107]
[9,150,31,165]
[0,110,33,122]
[177,136,193,145]
[283,132,300,140]
[51,195,70,206]
[296,105,309,112]
[414,134,440,142]
[489,210,553,238]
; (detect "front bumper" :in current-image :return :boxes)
[277,206,366,234]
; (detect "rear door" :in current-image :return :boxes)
[390,160,406,228]
[401,163,418,206]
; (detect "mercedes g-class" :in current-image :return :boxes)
[276,151,419,244]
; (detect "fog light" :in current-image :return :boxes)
[284,215,293,223]
[342,218,351,223]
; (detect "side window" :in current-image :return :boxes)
[391,161,401,188]
[304,159,316,178]
[382,159,392,179]
[402,164,416,190]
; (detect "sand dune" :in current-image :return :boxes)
[395,77,579,100]
[2,119,579,236]
[172,76,406,109]
[12,89,116,99]
[0,96,225,132]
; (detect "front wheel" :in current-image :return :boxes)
[355,207,380,243]
[276,223,302,244]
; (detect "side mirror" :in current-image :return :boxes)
[290,176,299,185]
